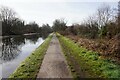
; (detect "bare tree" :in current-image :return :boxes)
[118,1,120,26]
[0,6,18,35]
[97,4,112,27]
[116,1,120,34]
[52,19,67,32]
[0,6,16,22]
[0,12,2,21]
[86,15,98,27]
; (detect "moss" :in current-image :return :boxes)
[57,33,120,78]
[9,34,52,78]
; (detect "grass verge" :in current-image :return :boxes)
[57,33,120,78]
[9,34,52,78]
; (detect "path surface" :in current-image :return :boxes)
[37,34,72,78]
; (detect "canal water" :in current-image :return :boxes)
[0,34,46,78]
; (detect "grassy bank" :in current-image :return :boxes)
[57,33,120,78]
[9,34,53,78]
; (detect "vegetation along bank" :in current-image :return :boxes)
[9,34,53,78]
[57,33,120,78]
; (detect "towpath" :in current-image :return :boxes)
[37,34,72,78]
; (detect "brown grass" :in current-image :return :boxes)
[66,34,120,64]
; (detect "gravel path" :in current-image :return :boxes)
[37,34,72,78]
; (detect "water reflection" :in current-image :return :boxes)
[25,35,41,44]
[0,33,50,78]
[1,34,43,62]
[2,37,23,61]
[41,33,49,39]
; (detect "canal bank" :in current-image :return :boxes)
[57,33,120,78]
[9,34,52,78]
[0,35,44,78]
[1,34,46,78]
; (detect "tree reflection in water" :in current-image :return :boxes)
[1,37,25,61]
[25,34,40,44]
[42,33,49,39]
[1,34,42,62]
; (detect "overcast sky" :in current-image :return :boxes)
[0,0,119,26]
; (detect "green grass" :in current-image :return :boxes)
[9,34,53,78]
[57,33,120,78]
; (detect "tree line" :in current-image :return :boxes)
[1,1,120,39]
[0,6,52,36]
[52,2,120,39]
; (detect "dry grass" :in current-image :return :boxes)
[66,35,120,64]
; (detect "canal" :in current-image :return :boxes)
[0,34,46,78]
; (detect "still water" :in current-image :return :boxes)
[0,34,46,78]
